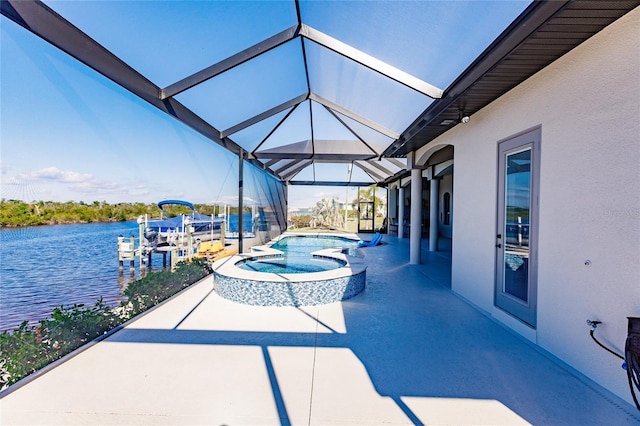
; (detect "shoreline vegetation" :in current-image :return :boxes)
[0,259,213,391]
[0,200,238,228]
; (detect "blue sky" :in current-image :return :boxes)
[1,1,529,209]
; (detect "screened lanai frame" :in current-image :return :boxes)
[131,2,446,187]
[4,0,629,204]
[1,0,536,188]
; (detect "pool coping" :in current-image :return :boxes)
[212,231,365,282]
[212,246,366,283]
[259,231,362,249]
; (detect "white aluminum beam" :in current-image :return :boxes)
[289,181,373,187]
[386,158,407,169]
[282,160,312,180]
[353,162,385,181]
[263,158,282,169]
[309,93,400,140]
[359,160,394,177]
[322,105,380,156]
[221,93,308,138]
[300,24,443,99]
[251,103,302,157]
[161,25,300,99]
[275,159,303,175]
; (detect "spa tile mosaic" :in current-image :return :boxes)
[213,271,366,307]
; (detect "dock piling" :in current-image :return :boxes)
[117,236,124,273]
[129,236,135,274]
[138,216,146,272]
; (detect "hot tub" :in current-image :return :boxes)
[212,233,366,307]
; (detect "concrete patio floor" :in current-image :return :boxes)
[1,235,638,425]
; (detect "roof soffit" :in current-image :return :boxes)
[388,0,640,157]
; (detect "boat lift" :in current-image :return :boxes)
[117,201,267,274]
[117,202,228,274]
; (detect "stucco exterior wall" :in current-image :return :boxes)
[423,7,639,404]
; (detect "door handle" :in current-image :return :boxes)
[495,243,502,248]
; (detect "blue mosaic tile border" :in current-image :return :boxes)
[213,270,366,307]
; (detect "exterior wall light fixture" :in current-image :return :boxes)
[440,110,471,126]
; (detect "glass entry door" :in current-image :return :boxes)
[358,201,374,232]
[495,128,540,327]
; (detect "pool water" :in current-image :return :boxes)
[237,256,346,274]
[269,235,359,256]
[216,234,366,306]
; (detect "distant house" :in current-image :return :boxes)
[289,207,314,216]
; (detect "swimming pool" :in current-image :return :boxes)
[236,255,346,273]
[212,233,366,307]
[268,234,360,257]
[237,234,358,274]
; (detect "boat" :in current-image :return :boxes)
[143,200,224,250]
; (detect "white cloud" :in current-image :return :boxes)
[29,167,92,183]
[2,166,150,202]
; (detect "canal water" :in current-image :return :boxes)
[0,221,141,332]
[0,214,252,332]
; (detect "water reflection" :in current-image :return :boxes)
[0,221,168,331]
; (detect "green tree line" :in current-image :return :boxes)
[0,200,231,227]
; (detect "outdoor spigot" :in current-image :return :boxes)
[586,319,602,329]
